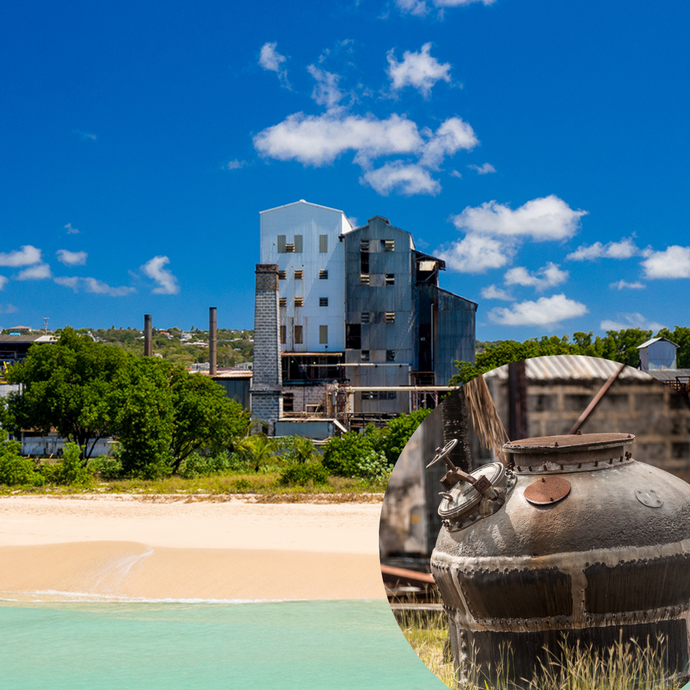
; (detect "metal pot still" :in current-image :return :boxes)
[428,433,690,686]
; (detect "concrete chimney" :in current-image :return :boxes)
[209,307,217,376]
[144,314,153,356]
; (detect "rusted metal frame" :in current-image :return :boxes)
[568,361,627,435]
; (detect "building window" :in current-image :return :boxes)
[385,312,395,323]
[385,273,395,286]
[386,350,396,362]
[319,270,328,280]
[361,350,370,362]
[294,297,304,307]
[383,239,395,252]
[360,239,370,252]
[319,297,328,307]
[361,312,370,324]
[278,270,286,280]
[294,235,303,253]
[294,270,303,280]
[319,235,328,253]
[346,324,361,349]
[360,252,369,273]
[319,325,328,344]
[285,242,295,253]
[294,325,303,344]
[280,325,286,344]
[277,235,286,253]
[279,297,287,307]
[360,274,370,285]
[283,392,294,413]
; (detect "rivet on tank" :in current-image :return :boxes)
[428,431,690,687]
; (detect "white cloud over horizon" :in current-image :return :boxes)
[481,284,514,300]
[600,312,664,332]
[395,0,495,16]
[438,233,514,273]
[141,256,180,294]
[54,276,135,297]
[488,294,588,326]
[566,237,638,261]
[17,263,51,280]
[386,43,451,98]
[0,245,42,267]
[56,249,87,266]
[641,245,690,279]
[361,162,440,196]
[504,262,569,291]
[0,303,18,314]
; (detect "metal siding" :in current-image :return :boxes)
[435,287,477,385]
[214,378,251,409]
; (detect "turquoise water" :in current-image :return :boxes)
[0,599,445,689]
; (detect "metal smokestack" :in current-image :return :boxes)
[144,314,153,356]
[209,307,217,376]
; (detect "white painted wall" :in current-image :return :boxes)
[260,200,352,353]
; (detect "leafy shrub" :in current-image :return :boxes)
[279,462,329,486]
[0,430,44,487]
[354,450,391,482]
[178,452,232,478]
[44,442,91,486]
[231,478,253,492]
[322,432,376,477]
[87,455,124,479]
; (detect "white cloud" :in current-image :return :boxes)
[0,303,17,314]
[610,279,645,290]
[142,256,179,295]
[566,237,638,261]
[361,162,440,196]
[489,294,588,326]
[16,263,51,280]
[308,65,343,109]
[223,160,244,170]
[395,0,494,15]
[438,234,515,274]
[0,245,42,267]
[600,313,663,332]
[347,216,359,229]
[64,223,79,234]
[504,262,568,291]
[419,117,478,169]
[54,276,80,291]
[468,162,496,175]
[450,170,462,178]
[641,245,690,279]
[74,130,97,141]
[434,0,495,5]
[481,284,514,301]
[83,277,135,297]
[0,275,7,290]
[56,249,87,266]
[387,43,451,98]
[452,195,587,241]
[254,112,423,166]
[259,42,289,87]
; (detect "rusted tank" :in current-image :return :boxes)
[428,433,690,686]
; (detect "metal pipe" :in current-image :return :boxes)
[569,361,626,434]
[144,314,152,356]
[209,307,217,376]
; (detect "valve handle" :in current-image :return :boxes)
[426,438,458,469]
[438,492,454,503]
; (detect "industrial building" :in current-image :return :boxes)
[253,199,477,434]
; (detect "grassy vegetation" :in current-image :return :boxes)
[395,590,686,690]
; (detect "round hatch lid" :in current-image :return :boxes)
[438,462,505,521]
[504,433,635,454]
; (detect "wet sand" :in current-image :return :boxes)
[0,496,385,601]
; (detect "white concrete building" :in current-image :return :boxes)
[260,200,352,353]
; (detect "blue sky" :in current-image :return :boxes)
[1,0,689,341]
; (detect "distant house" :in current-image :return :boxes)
[637,337,679,370]
[0,334,56,364]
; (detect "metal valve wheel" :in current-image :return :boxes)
[426,438,458,468]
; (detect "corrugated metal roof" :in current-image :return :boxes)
[483,355,654,381]
[0,334,55,343]
[647,369,690,382]
[637,336,679,349]
[260,199,346,215]
[195,369,253,379]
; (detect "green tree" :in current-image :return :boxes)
[5,328,130,458]
[373,408,433,465]
[322,432,377,477]
[236,434,277,472]
[657,326,690,368]
[0,429,43,487]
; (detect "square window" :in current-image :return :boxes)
[383,239,395,252]
[319,270,328,280]
[280,325,286,344]
[386,349,395,362]
[360,274,370,285]
[385,273,395,286]
[294,297,304,307]
[279,297,287,307]
[278,270,286,280]
[361,312,370,324]
[361,350,370,362]
[283,393,294,412]
[319,235,328,253]
[319,325,328,344]
[294,325,303,344]
[319,297,328,307]
[385,312,395,323]
[360,239,370,252]
[294,270,303,280]
[285,243,295,253]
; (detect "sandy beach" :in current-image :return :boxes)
[0,495,386,602]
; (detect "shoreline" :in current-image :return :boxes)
[0,495,385,601]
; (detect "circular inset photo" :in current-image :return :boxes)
[379,354,690,688]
